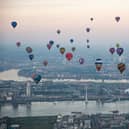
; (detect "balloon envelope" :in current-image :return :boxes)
[57,29,61,34]
[16,42,21,47]
[26,47,32,53]
[47,44,52,50]
[115,16,120,22]
[70,39,74,43]
[117,63,125,74]
[56,44,60,48]
[29,54,34,60]
[49,40,54,46]
[65,52,73,61]
[95,58,103,71]
[43,60,48,66]
[79,58,84,64]
[86,28,90,32]
[32,74,42,84]
[72,47,76,52]
[116,48,124,56]
[11,21,17,28]
[109,48,115,55]
[60,47,65,55]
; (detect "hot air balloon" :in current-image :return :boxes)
[72,47,76,52]
[60,47,65,55]
[116,48,124,56]
[32,74,42,84]
[95,58,103,71]
[29,54,34,60]
[116,43,120,48]
[86,28,90,33]
[115,16,120,22]
[79,58,84,64]
[86,39,90,43]
[16,42,21,47]
[87,45,90,48]
[49,40,54,46]
[43,60,48,66]
[117,63,125,74]
[56,44,60,48]
[11,21,17,28]
[90,17,94,21]
[26,47,32,53]
[57,29,61,34]
[70,38,74,43]
[65,52,73,61]
[47,44,52,50]
[109,48,115,55]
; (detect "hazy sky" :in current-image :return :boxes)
[1,0,129,47]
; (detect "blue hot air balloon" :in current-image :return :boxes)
[11,21,17,28]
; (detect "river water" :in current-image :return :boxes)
[0,101,129,117]
[0,69,129,117]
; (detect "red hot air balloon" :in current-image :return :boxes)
[109,48,115,55]
[115,16,120,22]
[65,52,73,61]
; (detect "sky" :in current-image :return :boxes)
[0,0,129,48]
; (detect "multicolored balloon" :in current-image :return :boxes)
[79,58,85,64]
[116,48,124,56]
[11,21,17,28]
[65,52,73,61]
[95,58,103,71]
[32,74,42,84]
[26,47,33,53]
[115,16,120,22]
[109,48,115,55]
[117,63,126,74]
[60,47,65,55]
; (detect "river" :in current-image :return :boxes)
[0,100,129,117]
[0,69,129,117]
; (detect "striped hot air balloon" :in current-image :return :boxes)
[95,58,103,71]
[117,63,126,74]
